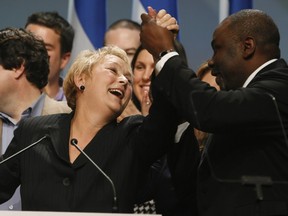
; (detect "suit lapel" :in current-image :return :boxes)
[45,112,121,173]
[47,114,72,164]
[72,121,119,171]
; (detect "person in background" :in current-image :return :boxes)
[131,42,199,216]
[196,61,220,90]
[0,46,178,213]
[131,40,188,116]
[194,61,220,152]
[104,19,141,64]
[25,11,74,101]
[140,7,288,216]
[0,27,71,211]
[131,44,174,215]
[130,45,154,116]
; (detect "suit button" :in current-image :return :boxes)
[63,178,70,186]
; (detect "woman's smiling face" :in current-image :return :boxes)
[83,54,133,117]
[132,49,155,102]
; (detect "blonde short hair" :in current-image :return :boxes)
[63,46,130,110]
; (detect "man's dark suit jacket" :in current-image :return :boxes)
[154,57,288,216]
[0,91,177,213]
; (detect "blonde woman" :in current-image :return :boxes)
[0,46,177,213]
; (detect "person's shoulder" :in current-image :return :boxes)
[118,114,144,126]
[116,114,144,135]
[272,59,288,74]
[21,113,68,128]
[254,59,288,83]
[42,94,72,115]
[15,113,70,142]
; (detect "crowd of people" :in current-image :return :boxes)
[0,4,288,216]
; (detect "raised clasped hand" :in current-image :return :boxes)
[140,8,175,61]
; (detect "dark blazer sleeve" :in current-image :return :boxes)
[154,56,288,133]
[127,76,179,169]
[0,115,53,204]
[167,124,200,215]
[0,122,23,203]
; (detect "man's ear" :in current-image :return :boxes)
[242,36,256,59]
[14,64,25,79]
[60,52,71,70]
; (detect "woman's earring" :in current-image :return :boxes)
[79,85,85,91]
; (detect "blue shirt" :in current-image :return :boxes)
[54,87,66,101]
[0,93,45,211]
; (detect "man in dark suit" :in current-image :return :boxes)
[140,7,288,216]
[0,27,71,211]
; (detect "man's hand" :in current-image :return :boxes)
[140,12,175,61]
